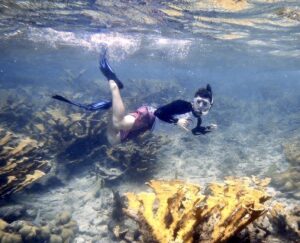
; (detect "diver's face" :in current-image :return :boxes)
[192,96,211,116]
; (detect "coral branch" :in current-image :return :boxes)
[124,177,272,243]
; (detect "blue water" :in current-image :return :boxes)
[0,0,299,241]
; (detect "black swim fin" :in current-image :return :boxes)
[99,52,124,89]
[52,95,112,111]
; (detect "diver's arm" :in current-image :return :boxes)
[191,117,213,135]
[154,100,192,124]
[153,109,179,124]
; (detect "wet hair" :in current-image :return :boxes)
[194,84,213,103]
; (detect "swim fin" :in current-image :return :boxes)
[52,95,112,111]
[99,52,124,89]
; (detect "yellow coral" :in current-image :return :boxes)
[0,129,50,198]
[124,177,271,243]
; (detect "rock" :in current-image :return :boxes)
[37,225,50,240]
[272,167,299,198]
[73,236,86,243]
[49,234,63,243]
[292,206,300,216]
[284,210,300,238]
[124,230,135,242]
[284,138,300,166]
[61,228,74,241]
[25,209,37,218]
[282,181,294,191]
[0,208,78,242]
[50,226,62,235]
[64,220,78,232]
[275,7,300,22]
[1,233,22,243]
[112,225,120,238]
[266,204,300,241]
[8,220,22,232]
[18,224,33,237]
[0,205,25,222]
[92,178,104,198]
[293,191,300,200]
[78,222,92,235]
[92,236,101,243]
[92,217,105,226]
[258,216,271,232]
[98,225,108,238]
[24,229,37,241]
[0,219,8,230]
[56,211,71,225]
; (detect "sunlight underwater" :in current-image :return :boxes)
[0,0,299,242]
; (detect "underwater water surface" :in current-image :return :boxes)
[0,0,299,242]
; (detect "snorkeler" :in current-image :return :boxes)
[52,53,217,144]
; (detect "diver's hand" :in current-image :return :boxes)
[177,118,190,132]
[207,123,217,130]
[192,123,217,135]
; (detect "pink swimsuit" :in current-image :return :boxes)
[120,106,156,142]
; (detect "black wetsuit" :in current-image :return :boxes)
[154,100,212,135]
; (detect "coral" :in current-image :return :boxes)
[0,79,181,195]
[36,105,108,158]
[0,212,78,243]
[234,203,300,242]
[0,219,8,229]
[56,211,71,225]
[275,7,300,21]
[267,204,300,240]
[123,177,272,243]
[49,234,63,243]
[95,133,170,181]
[1,233,22,243]
[0,128,51,198]
[271,137,300,199]
[272,167,300,198]
[0,88,109,197]
[284,137,300,166]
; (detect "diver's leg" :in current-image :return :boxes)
[106,119,121,145]
[107,80,135,138]
[106,80,135,144]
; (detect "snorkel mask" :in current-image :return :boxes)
[192,84,213,116]
[193,97,212,115]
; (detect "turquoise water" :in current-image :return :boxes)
[0,1,299,242]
